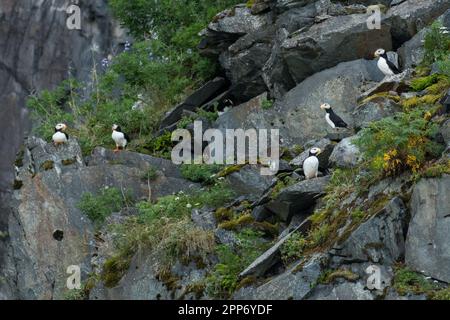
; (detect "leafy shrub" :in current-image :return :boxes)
[355,108,443,176]
[280,232,307,264]
[423,21,450,65]
[78,187,133,225]
[393,266,436,296]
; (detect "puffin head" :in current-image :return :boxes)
[55,123,67,132]
[374,48,385,58]
[310,147,322,156]
[112,124,121,132]
[320,103,331,111]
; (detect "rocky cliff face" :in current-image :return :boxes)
[0,0,125,299]
[1,0,450,300]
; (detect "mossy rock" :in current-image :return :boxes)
[40,160,54,171]
[101,253,132,288]
[62,158,77,166]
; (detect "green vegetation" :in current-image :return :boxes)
[28,0,241,156]
[206,229,270,299]
[280,232,307,264]
[270,175,297,199]
[261,98,274,110]
[180,163,224,183]
[355,108,443,176]
[103,182,235,287]
[393,266,436,296]
[423,21,450,66]
[78,187,133,226]
[318,269,359,285]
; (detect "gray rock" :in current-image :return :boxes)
[214,228,239,248]
[233,254,325,300]
[87,147,183,179]
[280,12,391,84]
[191,209,216,231]
[308,282,374,300]
[207,5,272,35]
[159,77,228,129]
[226,165,274,202]
[239,219,310,278]
[353,97,402,129]
[405,175,450,283]
[330,197,407,266]
[358,70,410,103]
[220,27,275,101]
[91,250,208,300]
[440,119,450,149]
[265,176,330,222]
[328,136,362,168]
[387,0,450,47]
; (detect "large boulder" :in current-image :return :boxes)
[328,136,362,168]
[159,77,228,130]
[226,165,274,202]
[307,282,374,300]
[353,97,402,130]
[280,12,392,84]
[265,176,330,222]
[233,254,325,300]
[4,138,200,299]
[398,8,450,69]
[330,197,407,266]
[405,175,450,283]
[387,0,450,47]
[90,249,209,300]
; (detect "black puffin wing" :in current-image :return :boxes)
[335,116,348,128]
[64,132,69,140]
[386,58,400,74]
[124,132,131,142]
[330,111,348,128]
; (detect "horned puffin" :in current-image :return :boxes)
[112,124,130,153]
[374,48,400,77]
[52,123,69,146]
[320,103,348,129]
[303,148,322,180]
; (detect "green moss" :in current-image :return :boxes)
[393,266,437,296]
[361,92,401,105]
[216,164,245,178]
[62,158,77,166]
[420,159,450,178]
[237,276,257,289]
[218,213,254,230]
[101,252,133,288]
[156,268,182,293]
[40,160,54,171]
[318,269,359,284]
[431,288,450,300]
[214,207,234,222]
[410,74,441,92]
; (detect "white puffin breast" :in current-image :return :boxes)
[112,131,127,147]
[52,132,67,143]
[377,57,394,76]
[303,156,319,179]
